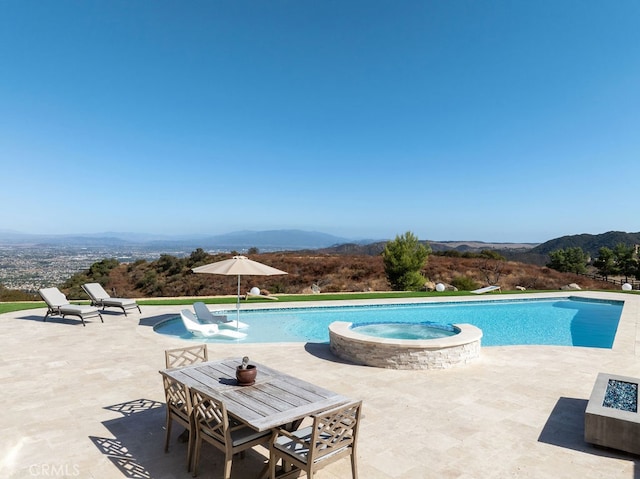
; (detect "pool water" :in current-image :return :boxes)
[154,297,623,348]
[352,322,458,340]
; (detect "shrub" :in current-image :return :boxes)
[451,276,479,291]
[382,231,431,291]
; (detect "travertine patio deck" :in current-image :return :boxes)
[1,292,639,478]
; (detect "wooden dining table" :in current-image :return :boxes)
[159,357,350,432]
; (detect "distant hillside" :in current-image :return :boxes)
[316,232,640,268]
[3,228,639,267]
[428,240,538,252]
[60,250,616,300]
[529,231,640,256]
[499,231,640,266]
[316,240,537,256]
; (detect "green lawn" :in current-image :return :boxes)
[0,289,564,315]
[137,290,468,306]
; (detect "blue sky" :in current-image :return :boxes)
[1,1,639,243]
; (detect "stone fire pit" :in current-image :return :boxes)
[585,372,640,455]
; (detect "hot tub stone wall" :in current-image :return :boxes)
[329,321,482,370]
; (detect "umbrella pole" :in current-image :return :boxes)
[236,275,241,331]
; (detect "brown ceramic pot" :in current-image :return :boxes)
[236,365,257,386]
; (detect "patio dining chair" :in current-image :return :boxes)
[164,344,209,450]
[161,372,194,471]
[165,344,209,369]
[269,400,362,479]
[189,386,271,478]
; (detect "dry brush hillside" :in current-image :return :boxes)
[64,251,615,299]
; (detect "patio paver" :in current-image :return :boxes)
[1,292,638,478]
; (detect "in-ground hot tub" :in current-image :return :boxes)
[329,321,483,370]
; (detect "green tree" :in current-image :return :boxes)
[187,248,209,267]
[547,247,588,274]
[451,276,479,291]
[63,257,121,298]
[479,250,505,261]
[89,258,120,281]
[547,249,566,271]
[156,254,183,275]
[593,247,617,280]
[613,243,637,283]
[382,231,430,291]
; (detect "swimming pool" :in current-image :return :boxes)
[153,296,623,348]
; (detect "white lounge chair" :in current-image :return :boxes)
[82,282,141,315]
[179,310,246,340]
[245,286,279,301]
[470,285,501,294]
[193,301,249,330]
[39,287,103,326]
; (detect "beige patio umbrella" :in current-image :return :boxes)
[192,255,288,328]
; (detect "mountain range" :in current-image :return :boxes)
[321,231,640,266]
[0,229,368,250]
[0,229,638,258]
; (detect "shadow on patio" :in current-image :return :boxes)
[93,398,268,478]
[91,399,167,478]
[538,396,639,477]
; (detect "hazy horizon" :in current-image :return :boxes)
[3,226,632,246]
[2,2,639,243]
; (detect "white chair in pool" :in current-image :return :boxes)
[193,301,249,330]
[39,287,103,326]
[180,310,246,340]
[82,282,141,315]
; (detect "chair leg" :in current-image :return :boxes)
[185,432,192,472]
[351,452,358,479]
[224,453,233,479]
[269,450,277,479]
[66,313,86,326]
[191,436,202,477]
[164,414,172,453]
